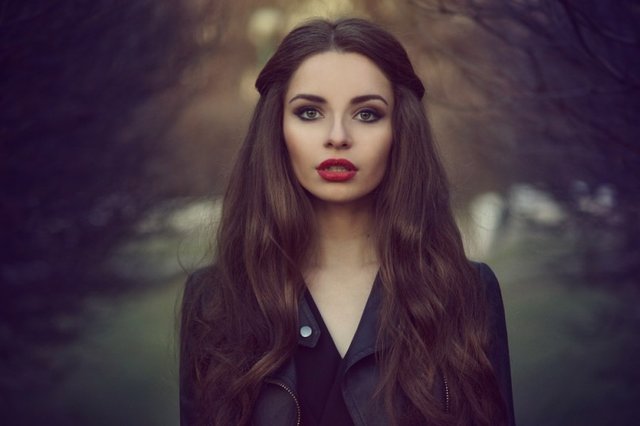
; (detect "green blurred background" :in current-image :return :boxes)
[2,1,639,425]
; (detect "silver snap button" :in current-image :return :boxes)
[299,325,312,338]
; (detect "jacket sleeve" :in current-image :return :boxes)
[179,268,212,426]
[477,262,516,426]
[179,272,196,425]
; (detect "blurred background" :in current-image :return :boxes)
[1,0,638,424]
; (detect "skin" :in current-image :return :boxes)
[283,51,394,356]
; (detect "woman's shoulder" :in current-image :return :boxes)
[470,261,503,308]
[184,264,220,296]
[469,261,516,425]
[181,264,222,323]
[469,261,508,349]
[179,265,221,425]
[470,261,499,284]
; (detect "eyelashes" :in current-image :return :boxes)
[355,109,381,122]
[292,105,385,123]
[294,106,321,121]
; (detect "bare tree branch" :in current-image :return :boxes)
[558,0,638,87]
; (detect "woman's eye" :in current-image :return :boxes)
[356,109,381,122]
[296,108,321,121]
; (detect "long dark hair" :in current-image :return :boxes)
[181,18,506,425]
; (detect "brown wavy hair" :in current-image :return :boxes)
[181,18,507,425]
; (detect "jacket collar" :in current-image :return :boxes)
[297,272,383,370]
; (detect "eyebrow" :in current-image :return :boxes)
[288,93,389,106]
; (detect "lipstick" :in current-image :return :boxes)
[316,158,358,182]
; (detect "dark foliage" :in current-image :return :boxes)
[408,0,640,288]
[0,0,221,410]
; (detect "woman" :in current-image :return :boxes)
[180,18,515,426]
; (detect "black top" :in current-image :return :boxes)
[294,291,354,426]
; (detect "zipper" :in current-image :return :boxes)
[266,379,301,426]
[265,376,447,423]
[442,375,450,413]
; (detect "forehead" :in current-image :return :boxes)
[285,51,392,99]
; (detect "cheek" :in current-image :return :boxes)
[371,130,393,168]
[284,120,324,164]
[283,125,310,176]
[368,132,393,184]
[283,120,299,160]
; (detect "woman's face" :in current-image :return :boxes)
[283,51,394,207]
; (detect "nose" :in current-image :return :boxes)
[324,117,351,149]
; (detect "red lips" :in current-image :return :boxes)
[316,158,358,182]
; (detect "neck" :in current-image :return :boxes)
[308,198,378,270]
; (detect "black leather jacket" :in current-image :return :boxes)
[180,262,516,425]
